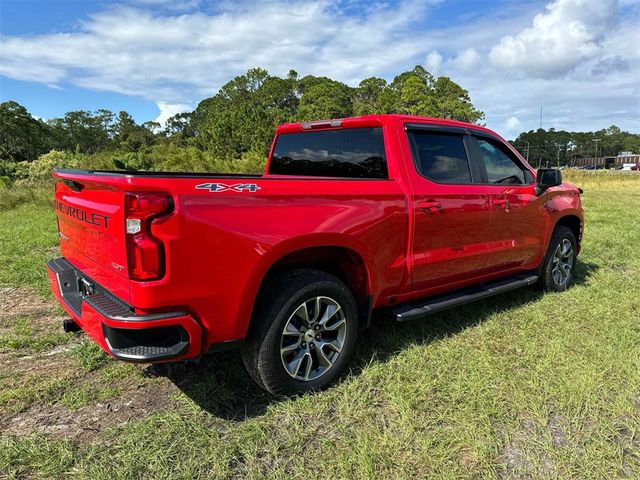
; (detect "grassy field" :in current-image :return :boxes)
[0,171,639,479]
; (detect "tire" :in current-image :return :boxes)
[241,269,359,396]
[538,225,577,292]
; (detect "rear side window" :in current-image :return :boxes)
[408,131,471,184]
[269,127,387,179]
[476,138,528,185]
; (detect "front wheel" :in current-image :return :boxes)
[242,269,359,396]
[538,225,577,292]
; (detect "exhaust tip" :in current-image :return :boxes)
[63,319,81,333]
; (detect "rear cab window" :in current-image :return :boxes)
[407,131,472,184]
[269,127,388,179]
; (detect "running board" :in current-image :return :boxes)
[392,274,539,322]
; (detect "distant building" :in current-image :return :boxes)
[573,154,640,168]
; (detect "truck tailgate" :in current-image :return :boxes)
[54,175,130,302]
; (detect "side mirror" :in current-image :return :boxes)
[536,168,562,193]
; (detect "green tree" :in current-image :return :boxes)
[296,76,354,121]
[48,109,113,153]
[432,77,484,123]
[0,101,52,162]
[353,77,391,115]
[113,111,155,151]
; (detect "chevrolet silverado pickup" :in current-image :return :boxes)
[48,114,583,395]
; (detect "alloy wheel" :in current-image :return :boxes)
[551,238,574,288]
[280,296,347,382]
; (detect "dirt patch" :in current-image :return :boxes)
[1,290,184,441]
[2,380,181,441]
[547,412,568,447]
[495,417,558,479]
[0,287,53,321]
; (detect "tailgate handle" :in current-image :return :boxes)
[62,179,84,192]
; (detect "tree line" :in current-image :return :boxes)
[1,66,482,167]
[1,65,638,180]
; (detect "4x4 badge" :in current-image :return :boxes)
[195,183,261,193]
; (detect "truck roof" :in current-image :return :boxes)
[276,114,500,139]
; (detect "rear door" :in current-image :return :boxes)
[405,125,492,291]
[470,133,547,270]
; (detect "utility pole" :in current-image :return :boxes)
[554,143,563,168]
[593,138,601,159]
[524,141,530,162]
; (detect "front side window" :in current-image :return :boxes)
[476,138,528,185]
[269,127,387,178]
[408,131,472,184]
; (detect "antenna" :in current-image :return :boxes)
[539,107,543,129]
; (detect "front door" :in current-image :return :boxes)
[472,135,547,271]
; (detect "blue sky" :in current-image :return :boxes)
[1,0,638,138]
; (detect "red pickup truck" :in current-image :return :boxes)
[48,114,583,395]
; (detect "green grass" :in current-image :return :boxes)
[0,188,58,295]
[0,171,639,478]
[0,317,71,352]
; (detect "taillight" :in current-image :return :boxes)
[124,192,173,281]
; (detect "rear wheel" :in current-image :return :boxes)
[538,226,577,291]
[242,269,358,396]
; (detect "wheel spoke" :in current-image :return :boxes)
[317,346,334,368]
[319,301,342,328]
[293,303,310,323]
[311,297,322,323]
[287,349,307,377]
[303,352,313,380]
[281,341,300,354]
[324,318,346,332]
[319,338,342,354]
[283,322,301,337]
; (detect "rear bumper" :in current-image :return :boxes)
[48,258,203,362]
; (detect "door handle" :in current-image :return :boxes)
[419,200,441,212]
[491,197,510,211]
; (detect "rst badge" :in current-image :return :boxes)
[196,183,261,193]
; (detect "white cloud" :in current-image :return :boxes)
[0,0,638,137]
[0,2,433,104]
[503,116,523,136]
[451,48,481,72]
[425,50,443,75]
[489,0,619,78]
[422,0,639,136]
[154,101,192,126]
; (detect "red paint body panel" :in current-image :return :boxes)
[49,115,583,361]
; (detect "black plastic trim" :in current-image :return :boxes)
[207,339,244,353]
[54,168,392,181]
[360,294,373,329]
[102,324,189,362]
[404,123,469,135]
[48,258,186,322]
[55,168,262,178]
[392,273,539,321]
